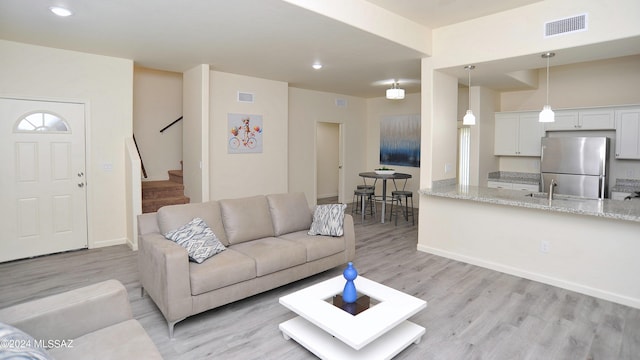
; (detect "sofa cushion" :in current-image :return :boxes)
[278,230,346,262]
[157,200,230,246]
[231,238,306,277]
[308,204,347,236]
[189,249,257,295]
[164,218,227,264]
[220,195,275,245]
[266,193,312,236]
[0,322,52,359]
[48,319,162,360]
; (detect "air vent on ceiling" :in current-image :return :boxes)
[545,14,587,38]
[335,98,347,108]
[237,91,254,103]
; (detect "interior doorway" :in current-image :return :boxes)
[0,98,88,262]
[316,122,344,204]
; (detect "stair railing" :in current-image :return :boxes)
[132,134,148,178]
[160,116,183,133]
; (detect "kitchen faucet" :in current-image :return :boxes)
[548,179,557,201]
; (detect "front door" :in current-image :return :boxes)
[0,98,87,262]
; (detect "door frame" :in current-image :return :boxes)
[314,122,345,204]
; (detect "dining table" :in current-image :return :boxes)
[359,171,412,223]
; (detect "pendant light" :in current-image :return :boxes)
[386,82,405,100]
[463,65,476,125]
[539,52,555,123]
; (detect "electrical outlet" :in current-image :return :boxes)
[540,240,550,253]
[445,163,453,173]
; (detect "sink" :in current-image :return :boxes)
[525,192,586,201]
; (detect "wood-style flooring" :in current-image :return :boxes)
[1,200,639,359]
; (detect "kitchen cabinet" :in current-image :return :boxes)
[494,112,544,156]
[615,107,640,159]
[544,109,614,131]
[488,181,539,191]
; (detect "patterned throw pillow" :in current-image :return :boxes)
[0,322,52,360]
[164,217,227,263]
[308,204,347,237]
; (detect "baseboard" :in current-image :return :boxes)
[416,244,640,310]
[91,237,127,249]
[126,237,138,251]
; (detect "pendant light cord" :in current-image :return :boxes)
[468,70,471,106]
[546,55,550,105]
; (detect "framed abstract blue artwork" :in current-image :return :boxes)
[379,114,420,167]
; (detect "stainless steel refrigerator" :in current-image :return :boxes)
[540,137,609,199]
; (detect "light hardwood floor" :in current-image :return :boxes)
[1,204,639,359]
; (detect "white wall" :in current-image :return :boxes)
[432,0,640,69]
[209,71,288,200]
[289,88,367,206]
[501,55,640,112]
[133,67,183,181]
[0,40,133,248]
[182,65,210,203]
[365,93,421,201]
[419,195,640,309]
[316,122,340,199]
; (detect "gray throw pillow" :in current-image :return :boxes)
[308,204,347,237]
[164,217,227,263]
[0,322,52,359]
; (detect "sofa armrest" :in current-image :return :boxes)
[138,212,160,235]
[138,232,193,323]
[343,214,356,261]
[0,280,132,341]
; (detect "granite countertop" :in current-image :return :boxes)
[420,185,640,223]
[487,171,540,185]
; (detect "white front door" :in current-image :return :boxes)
[0,98,87,262]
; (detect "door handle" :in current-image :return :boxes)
[78,183,85,188]
[77,172,84,177]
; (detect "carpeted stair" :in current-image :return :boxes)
[142,167,190,213]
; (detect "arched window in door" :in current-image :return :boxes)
[14,111,70,133]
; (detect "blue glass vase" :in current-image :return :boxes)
[342,262,358,303]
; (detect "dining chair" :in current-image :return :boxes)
[352,187,376,223]
[389,178,414,226]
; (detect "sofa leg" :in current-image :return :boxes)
[168,319,184,339]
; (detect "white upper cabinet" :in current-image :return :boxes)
[544,109,614,131]
[494,112,544,156]
[615,107,640,159]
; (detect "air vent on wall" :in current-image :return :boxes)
[335,98,347,108]
[545,14,587,37]
[237,91,254,103]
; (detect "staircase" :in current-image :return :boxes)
[142,166,190,213]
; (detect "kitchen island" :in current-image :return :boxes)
[418,184,640,309]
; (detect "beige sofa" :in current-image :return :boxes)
[0,280,162,360]
[137,193,355,337]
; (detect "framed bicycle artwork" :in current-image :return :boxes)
[228,113,263,154]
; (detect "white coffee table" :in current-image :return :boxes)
[279,275,427,360]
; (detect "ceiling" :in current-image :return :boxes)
[0,0,637,98]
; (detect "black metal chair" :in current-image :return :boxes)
[352,179,376,223]
[389,178,414,226]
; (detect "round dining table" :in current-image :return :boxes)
[359,172,412,223]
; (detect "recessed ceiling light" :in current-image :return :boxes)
[49,6,73,17]
[312,63,323,70]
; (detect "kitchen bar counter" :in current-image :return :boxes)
[420,184,640,223]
